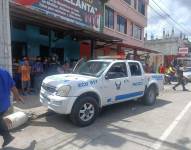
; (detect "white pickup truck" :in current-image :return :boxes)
[40,59,164,126]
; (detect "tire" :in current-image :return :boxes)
[70,96,99,127]
[142,85,157,106]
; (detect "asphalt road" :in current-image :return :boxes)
[1,83,191,150]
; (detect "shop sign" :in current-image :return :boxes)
[12,0,103,32]
[178,47,189,54]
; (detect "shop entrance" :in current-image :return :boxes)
[52,48,64,64]
[40,45,49,58]
[12,42,27,59]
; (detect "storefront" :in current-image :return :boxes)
[10,0,120,64]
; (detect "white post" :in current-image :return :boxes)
[0,0,14,113]
[0,0,12,73]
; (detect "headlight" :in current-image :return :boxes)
[56,85,71,97]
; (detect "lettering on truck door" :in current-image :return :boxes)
[102,62,131,105]
[128,62,145,98]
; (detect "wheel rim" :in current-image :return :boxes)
[79,103,95,122]
[148,89,155,102]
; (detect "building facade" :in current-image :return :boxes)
[145,37,191,66]
[94,0,150,59]
[104,0,148,47]
[0,0,149,72]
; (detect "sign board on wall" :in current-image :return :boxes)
[178,47,189,54]
[13,0,103,32]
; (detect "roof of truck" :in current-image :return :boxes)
[89,59,140,63]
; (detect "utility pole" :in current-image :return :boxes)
[0,0,14,113]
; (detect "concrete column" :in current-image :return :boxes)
[0,0,14,113]
[0,0,12,73]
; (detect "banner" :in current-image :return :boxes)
[13,0,103,31]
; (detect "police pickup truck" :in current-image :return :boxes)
[40,59,164,126]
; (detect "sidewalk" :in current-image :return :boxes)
[13,94,47,117]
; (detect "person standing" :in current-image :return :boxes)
[21,58,31,95]
[158,64,165,74]
[33,57,44,93]
[173,64,188,91]
[145,63,152,73]
[0,68,24,147]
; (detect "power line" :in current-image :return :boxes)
[150,0,191,35]
[148,4,184,34]
[148,4,190,37]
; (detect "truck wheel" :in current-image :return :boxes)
[142,85,157,106]
[70,96,99,127]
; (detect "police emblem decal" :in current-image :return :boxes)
[115,81,121,90]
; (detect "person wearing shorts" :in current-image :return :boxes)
[21,59,31,95]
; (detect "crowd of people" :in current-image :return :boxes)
[145,63,188,91]
[12,56,77,95]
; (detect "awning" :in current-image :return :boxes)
[10,2,122,43]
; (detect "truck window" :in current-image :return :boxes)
[128,62,142,76]
[106,62,128,79]
[74,61,111,77]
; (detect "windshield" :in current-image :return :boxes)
[73,61,111,77]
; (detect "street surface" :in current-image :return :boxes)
[1,83,191,150]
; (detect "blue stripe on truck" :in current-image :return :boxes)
[152,75,163,81]
[115,91,144,101]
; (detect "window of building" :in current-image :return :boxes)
[124,0,131,5]
[133,24,142,40]
[138,0,145,15]
[128,62,142,76]
[131,22,133,36]
[105,6,114,29]
[117,15,127,34]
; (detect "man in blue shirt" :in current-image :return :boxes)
[0,68,23,148]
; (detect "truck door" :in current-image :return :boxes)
[128,62,145,98]
[102,62,131,105]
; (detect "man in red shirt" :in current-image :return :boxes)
[158,64,165,74]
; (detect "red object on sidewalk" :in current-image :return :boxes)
[15,0,39,6]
